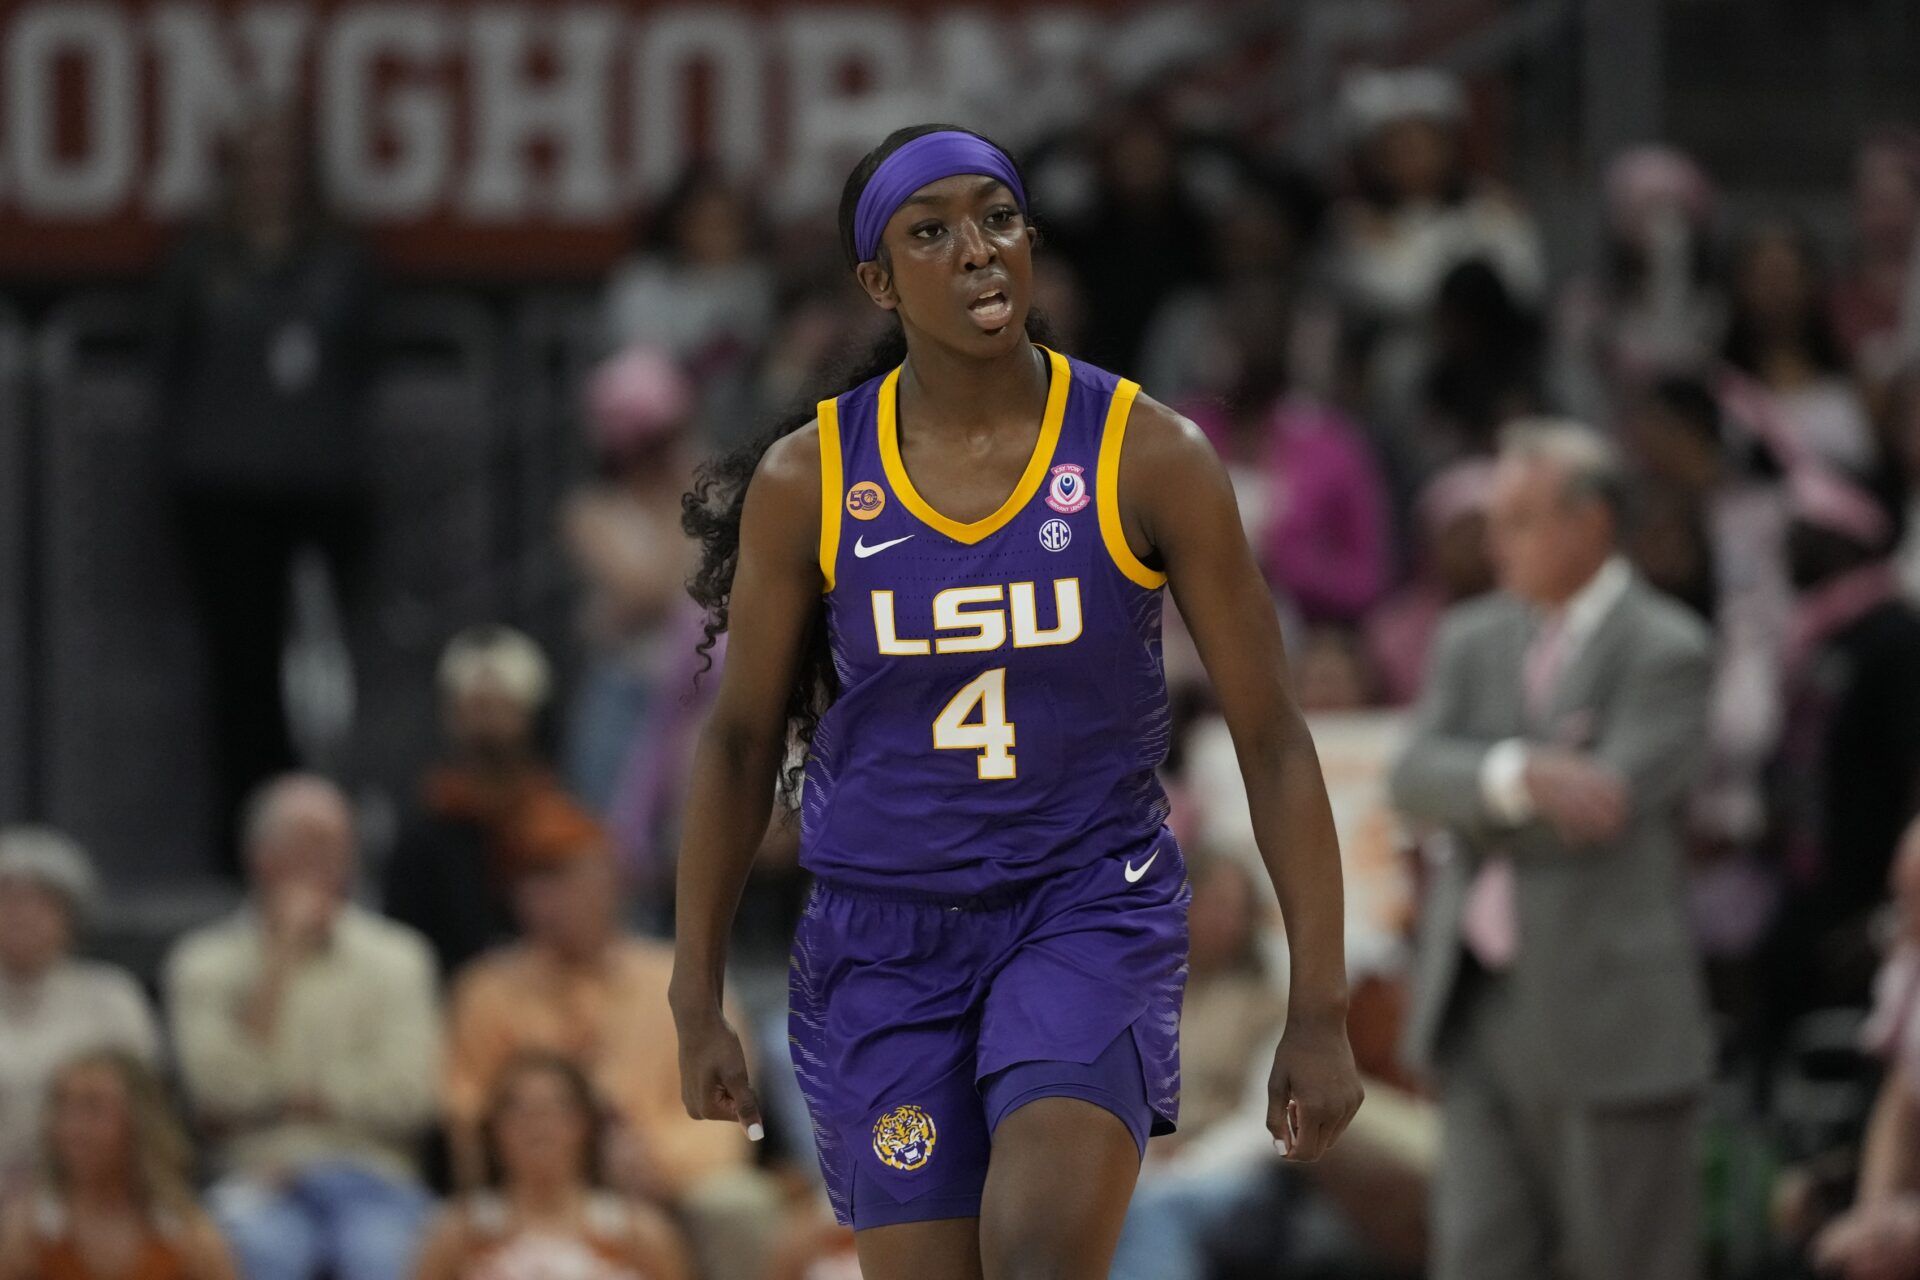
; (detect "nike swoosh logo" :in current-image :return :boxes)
[853,534,915,558]
[1124,850,1159,883]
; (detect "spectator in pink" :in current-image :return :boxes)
[1185,393,1392,626]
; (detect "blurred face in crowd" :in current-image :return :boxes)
[492,1062,594,1191]
[247,780,354,918]
[1736,226,1819,334]
[445,674,537,761]
[1487,455,1615,606]
[1434,509,1496,601]
[1627,398,1720,492]
[859,172,1036,360]
[1370,118,1457,204]
[1102,110,1177,204]
[674,183,751,267]
[1187,858,1258,976]
[1855,141,1920,257]
[513,854,618,961]
[0,875,72,981]
[48,1061,133,1190]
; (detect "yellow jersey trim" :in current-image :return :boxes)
[817,396,843,592]
[876,345,1070,546]
[1096,379,1167,589]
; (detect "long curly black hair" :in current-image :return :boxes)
[681,122,1054,806]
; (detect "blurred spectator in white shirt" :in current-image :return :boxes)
[166,775,439,1280]
[1329,67,1545,441]
[0,828,160,1196]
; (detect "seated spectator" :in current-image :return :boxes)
[563,346,700,818]
[0,1050,235,1280]
[1185,392,1392,626]
[1810,819,1920,1279]
[0,827,161,1193]
[1831,129,1920,402]
[413,1052,687,1280]
[1764,467,1920,1026]
[600,162,776,449]
[1550,144,1725,427]
[1111,851,1430,1280]
[442,823,776,1278]
[385,626,582,976]
[166,774,440,1280]
[1364,459,1497,705]
[1725,220,1878,472]
[1419,258,1546,463]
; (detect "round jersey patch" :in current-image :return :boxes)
[846,481,887,521]
[872,1104,937,1171]
[1044,462,1090,514]
[1039,518,1073,552]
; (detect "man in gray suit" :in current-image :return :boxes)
[1390,420,1713,1280]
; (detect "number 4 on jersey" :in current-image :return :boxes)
[933,667,1017,779]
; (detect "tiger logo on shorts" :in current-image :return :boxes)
[871,1104,937,1171]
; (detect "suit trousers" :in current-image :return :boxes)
[1431,961,1701,1280]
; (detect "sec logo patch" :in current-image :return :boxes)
[872,1104,937,1171]
[846,481,886,521]
[1039,518,1072,552]
[1044,462,1090,514]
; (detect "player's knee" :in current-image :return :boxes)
[979,1234,1081,1280]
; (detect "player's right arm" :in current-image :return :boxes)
[669,421,824,1138]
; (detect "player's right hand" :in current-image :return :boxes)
[673,1009,765,1142]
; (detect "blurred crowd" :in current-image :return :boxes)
[7,58,1920,1280]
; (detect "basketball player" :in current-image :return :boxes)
[671,125,1362,1278]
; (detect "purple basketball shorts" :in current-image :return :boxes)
[787,829,1190,1229]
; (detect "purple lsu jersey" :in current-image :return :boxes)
[801,344,1173,896]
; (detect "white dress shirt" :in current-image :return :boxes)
[1480,556,1633,824]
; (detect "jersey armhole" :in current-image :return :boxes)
[1096,379,1169,590]
[817,396,843,593]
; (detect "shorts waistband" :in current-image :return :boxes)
[809,876,1036,911]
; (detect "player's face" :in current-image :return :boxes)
[858,174,1035,357]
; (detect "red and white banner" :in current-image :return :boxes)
[0,0,1500,277]
[0,0,1209,276]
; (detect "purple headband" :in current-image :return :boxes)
[852,131,1028,263]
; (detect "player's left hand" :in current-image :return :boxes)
[1267,1016,1364,1162]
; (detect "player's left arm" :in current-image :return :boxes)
[1119,392,1364,1163]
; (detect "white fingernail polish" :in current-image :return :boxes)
[1275,1136,1289,1157]
[747,1123,765,1142]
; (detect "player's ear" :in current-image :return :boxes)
[855,259,898,312]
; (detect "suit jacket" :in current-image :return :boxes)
[1390,575,1715,1103]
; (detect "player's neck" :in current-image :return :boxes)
[896,337,1049,441]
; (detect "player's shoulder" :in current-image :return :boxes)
[757,420,822,487]
[1109,386,1216,470]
